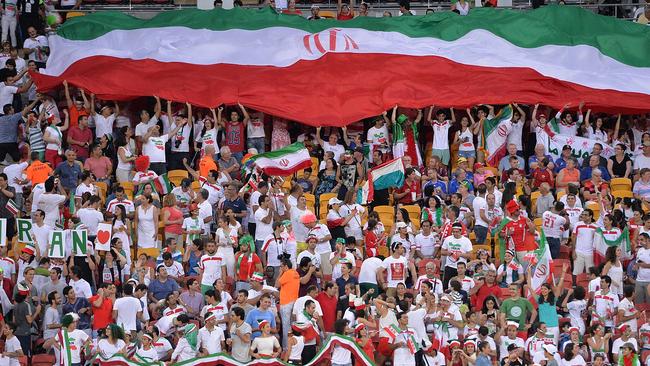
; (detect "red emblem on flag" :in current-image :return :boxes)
[303,29,359,55]
[279,159,290,167]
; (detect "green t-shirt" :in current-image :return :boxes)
[500,297,533,331]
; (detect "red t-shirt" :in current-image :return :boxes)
[225,121,245,153]
[473,282,499,311]
[337,13,354,20]
[235,252,261,281]
[67,126,93,159]
[502,216,536,252]
[68,105,89,130]
[397,179,421,204]
[315,291,338,332]
[531,168,554,189]
[89,295,113,330]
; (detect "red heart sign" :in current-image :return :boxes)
[97,230,110,244]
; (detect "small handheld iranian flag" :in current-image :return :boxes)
[593,226,632,264]
[359,158,405,204]
[4,199,18,216]
[247,142,312,176]
[153,174,173,195]
[482,105,513,167]
[530,230,553,294]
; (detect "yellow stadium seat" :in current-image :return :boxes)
[610,178,632,192]
[168,170,189,187]
[373,205,394,215]
[298,157,319,178]
[318,10,337,18]
[534,217,543,229]
[586,202,600,220]
[191,181,201,192]
[613,190,634,199]
[401,205,421,223]
[320,193,337,203]
[95,181,108,203]
[556,190,566,201]
[531,191,541,210]
[66,11,85,19]
[138,248,160,259]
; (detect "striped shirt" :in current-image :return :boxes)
[28,126,45,152]
[633,179,650,200]
[198,254,224,286]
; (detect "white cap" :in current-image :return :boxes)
[328,197,342,206]
[395,222,408,230]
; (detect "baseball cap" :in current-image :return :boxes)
[328,197,342,206]
[395,222,407,230]
[542,344,557,354]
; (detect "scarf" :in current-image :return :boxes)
[183,324,198,351]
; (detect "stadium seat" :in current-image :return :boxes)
[120,181,135,200]
[612,190,633,199]
[534,217,543,229]
[373,205,394,216]
[556,190,566,201]
[610,178,632,191]
[559,245,571,259]
[191,180,201,192]
[531,191,541,210]
[401,205,421,223]
[575,273,590,289]
[586,203,600,220]
[95,181,108,202]
[168,169,189,187]
[32,354,56,366]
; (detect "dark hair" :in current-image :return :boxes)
[123,283,134,296]
[601,275,612,286]
[232,306,245,321]
[564,342,577,360]
[572,286,586,300]
[47,291,58,305]
[334,319,348,335]
[63,286,74,297]
[623,284,635,298]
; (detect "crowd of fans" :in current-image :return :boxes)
[0,2,645,366]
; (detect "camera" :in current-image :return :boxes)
[174,139,182,149]
[278,252,291,261]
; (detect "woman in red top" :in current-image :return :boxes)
[224,103,250,161]
[162,194,184,245]
[355,324,376,363]
[531,158,555,189]
[337,0,354,20]
[364,218,386,257]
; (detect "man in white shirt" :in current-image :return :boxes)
[303,212,333,275]
[634,143,650,172]
[135,96,161,142]
[168,101,193,171]
[414,221,438,260]
[90,97,118,141]
[75,196,104,240]
[142,117,185,175]
[440,222,473,289]
[69,267,93,299]
[572,209,597,275]
[106,187,135,218]
[593,276,619,330]
[30,209,51,255]
[377,242,416,299]
[315,127,345,162]
[197,312,225,356]
[3,159,28,211]
[635,232,650,305]
[198,240,226,294]
[112,283,143,334]
[472,184,489,245]
[541,201,568,259]
[254,194,275,261]
[36,176,66,228]
[197,189,213,238]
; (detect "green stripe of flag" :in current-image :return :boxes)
[58,6,650,68]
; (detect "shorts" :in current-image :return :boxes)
[457,150,476,159]
[431,148,450,165]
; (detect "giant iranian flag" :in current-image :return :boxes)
[33,6,650,125]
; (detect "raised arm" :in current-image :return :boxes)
[153,96,161,119]
[238,102,250,125]
[182,157,200,180]
[80,89,90,111]
[513,102,525,122]
[450,107,456,123]
[113,101,119,117]
[531,103,539,129]
[341,126,351,147]
[59,109,69,132]
[90,94,96,116]
[392,105,398,124]
[63,80,73,108]
[426,105,434,123]
[613,113,622,142]
[414,108,423,124]
[21,98,38,117]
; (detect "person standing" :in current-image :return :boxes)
[275,258,300,348]
[228,307,252,363]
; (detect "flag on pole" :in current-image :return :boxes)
[530,230,553,294]
[246,142,312,177]
[482,105,513,166]
[593,227,632,264]
[491,216,514,262]
[4,199,18,216]
[68,191,75,216]
[359,158,405,204]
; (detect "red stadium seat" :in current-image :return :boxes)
[32,354,56,366]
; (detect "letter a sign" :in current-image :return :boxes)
[48,231,65,258]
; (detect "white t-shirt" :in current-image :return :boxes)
[367,125,390,148]
[358,257,383,284]
[329,251,355,281]
[414,232,437,257]
[135,346,158,362]
[431,120,451,150]
[197,326,225,354]
[634,154,650,171]
[142,134,169,163]
[2,336,21,366]
[23,36,49,62]
[163,261,185,278]
[573,221,596,255]
[31,222,51,256]
[472,196,489,227]
[254,208,273,242]
[199,253,224,286]
[323,142,345,162]
[567,299,587,334]
[4,161,28,192]
[507,118,524,151]
[106,198,135,215]
[94,114,115,140]
[637,247,650,282]
[408,308,428,345]
[247,113,265,138]
[75,183,97,198]
[542,211,566,238]
[382,256,409,288]
[113,296,143,331]
[70,278,92,298]
[618,297,638,332]
[152,336,173,360]
[306,224,332,255]
[37,193,65,227]
[296,250,320,270]
[250,336,279,356]
[441,236,473,269]
[135,117,158,138]
[261,234,284,268]
[498,337,525,361]
[76,208,104,236]
[197,200,212,235]
[593,290,619,327]
[290,206,310,243]
[612,338,638,358]
[339,204,364,235]
[97,338,126,359]
[64,329,89,363]
[170,122,191,153]
[0,83,17,110]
